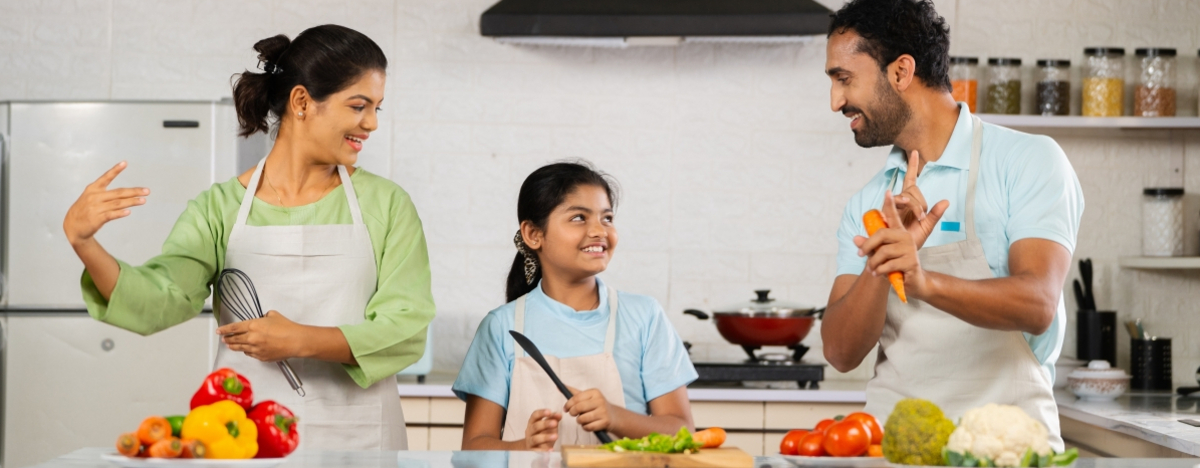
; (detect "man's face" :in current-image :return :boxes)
[825,30,911,148]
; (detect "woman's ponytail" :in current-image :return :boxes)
[231,35,289,137]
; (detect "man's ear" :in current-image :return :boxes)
[889,54,917,92]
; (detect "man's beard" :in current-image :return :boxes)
[850,79,912,148]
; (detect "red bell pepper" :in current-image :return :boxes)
[190,368,254,410]
[248,400,299,458]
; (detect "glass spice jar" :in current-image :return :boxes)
[1143,188,1185,257]
[985,58,1022,114]
[1036,59,1071,116]
[1082,47,1125,117]
[950,56,980,113]
[1134,48,1176,117]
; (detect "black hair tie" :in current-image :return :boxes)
[257,59,284,75]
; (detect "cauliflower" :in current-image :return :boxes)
[945,404,1052,467]
[882,399,956,466]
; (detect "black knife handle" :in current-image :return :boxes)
[509,331,615,445]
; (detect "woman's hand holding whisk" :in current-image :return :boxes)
[217,310,307,362]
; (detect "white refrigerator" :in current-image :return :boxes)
[0,101,251,468]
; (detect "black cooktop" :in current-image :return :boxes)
[689,343,825,389]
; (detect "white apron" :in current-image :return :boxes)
[501,287,626,449]
[864,116,1063,451]
[215,158,407,450]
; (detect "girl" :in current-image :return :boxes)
[63,25,434,450]
[453,162,697,451]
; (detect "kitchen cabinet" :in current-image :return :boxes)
[2,314,215,468]
[400,396,864,456]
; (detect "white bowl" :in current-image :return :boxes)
[1067,360,1130,401]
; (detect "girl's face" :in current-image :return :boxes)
[526,184,618,282]
[294,70,386,166]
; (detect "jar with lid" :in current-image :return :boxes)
[1036,59,1071,115]
[950,56,980,113]
[1143,188,1184,257]
[1082,47,1125,117]
[1134,48,1176,117]
[984,58,1021,114]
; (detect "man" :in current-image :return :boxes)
[820,0,1083,450]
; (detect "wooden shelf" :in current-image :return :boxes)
[977,115,1200,130]
[1117,256,1200,269]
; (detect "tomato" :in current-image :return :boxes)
[779,429,809,455]
[844,412,883,445]
[823,420,871,457]
[813,418,836,434]
[797,432,826,457]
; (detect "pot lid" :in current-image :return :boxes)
[1068,360,1130,379]
[715,289,815,314]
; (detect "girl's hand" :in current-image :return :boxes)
[63,161,149,246]
[565,387,616,432]
[524,409,561,451]
[217,310,306,362]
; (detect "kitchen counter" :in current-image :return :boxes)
[397,374,868,403]
[38,447,1200,468]
[1056,389,1200,457]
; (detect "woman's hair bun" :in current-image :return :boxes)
[253,34,291,64]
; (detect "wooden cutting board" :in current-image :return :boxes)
[561,446,754,468]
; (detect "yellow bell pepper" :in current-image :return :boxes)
[181,400,259,459]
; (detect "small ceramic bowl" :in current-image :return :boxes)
[1054,357,1086,389]
[1067,360,1130,401]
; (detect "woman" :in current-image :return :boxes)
[454,162,696,451]
[62,25,433,450]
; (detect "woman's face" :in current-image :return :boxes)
[298,69,386,166]
[527,184,618,283]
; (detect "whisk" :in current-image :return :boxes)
[217,268,305,397]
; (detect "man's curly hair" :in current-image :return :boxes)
[828,0,953,93]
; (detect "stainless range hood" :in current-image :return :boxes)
[480,0,836,47]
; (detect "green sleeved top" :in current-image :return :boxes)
[81,168,436,388]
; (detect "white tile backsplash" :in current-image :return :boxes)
[3,0,1200,387]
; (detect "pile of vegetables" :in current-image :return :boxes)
[600,427,726,454]
[881,399,1078,467]
[779,412,884,458]
[114,368,299,460]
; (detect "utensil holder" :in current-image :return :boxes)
[1076,310,1116,365]
[1131,338,1172,391]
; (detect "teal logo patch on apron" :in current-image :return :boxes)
[941,221,961,232]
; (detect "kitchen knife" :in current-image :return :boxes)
[1073,280,1087,310]
[1081,259,1095,310]
[509,330,614,444]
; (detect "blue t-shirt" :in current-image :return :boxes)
[452,278,698,415]
[835,104,1085,380]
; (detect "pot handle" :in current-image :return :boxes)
[812,307,826,319]
[683,309,710,320]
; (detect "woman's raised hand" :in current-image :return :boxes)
[63,161,149,246]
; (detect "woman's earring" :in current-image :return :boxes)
[298,112,304,117]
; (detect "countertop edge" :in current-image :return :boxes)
[1054,390,1200,457]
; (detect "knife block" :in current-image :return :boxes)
[1076,310,1116,366]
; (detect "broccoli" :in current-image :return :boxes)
[882,398,956,466]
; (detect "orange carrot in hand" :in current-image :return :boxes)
[693,427,727,448]
[116,433,140,457]
[863,209,907,303]
[147,437,183,458]
[136,416,172,446]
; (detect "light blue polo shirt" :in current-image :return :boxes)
[452,278,698,415]
[835,104,1084,380]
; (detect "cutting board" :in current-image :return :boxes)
[561,446,754,468]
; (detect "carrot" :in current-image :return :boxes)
[868,444,884,457]
[693,427,727,449]
[147,437,183,458]
[136,416,172,446]
[862,209,908,303]
[180,439,207,459]
[115,432,140,457]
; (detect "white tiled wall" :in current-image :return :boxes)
[3,0,1200,387]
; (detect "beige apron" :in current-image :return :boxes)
[501,286,627,448]
[864,116,1064,451]
[216,157,407,450]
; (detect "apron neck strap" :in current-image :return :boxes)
[234,157,365,226]
[512,285,620,359]
[965,115,983,240]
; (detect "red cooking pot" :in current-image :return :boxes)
[685,290,824,349]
